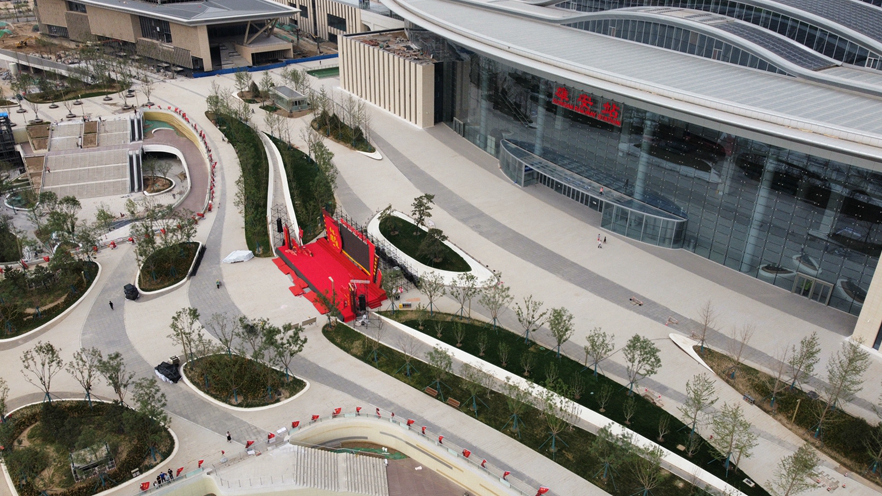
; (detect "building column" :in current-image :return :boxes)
[534,85,547,156]
[479,61,490,150]
[853,269,882,348]
[740,157,776,273]
[634,112,656,201]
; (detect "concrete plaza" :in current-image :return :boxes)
[0,61,879,496]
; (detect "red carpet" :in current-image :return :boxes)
[274,238,386,321]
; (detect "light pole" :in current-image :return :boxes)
[328,276,334,324]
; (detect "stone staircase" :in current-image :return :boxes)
[291,445,389,496]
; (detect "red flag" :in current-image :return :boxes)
[503,471,511,480]
[406,419,415,426]
[311,415,319,421]
[292,421,300,428]
[198,460,204,468]
[462,449,471,458]
[176,467,184,476]
[536,488,550,495]
[246,440,255,448]
[140,482,150,491]
[438,435,444,444]
[333,408,341,416]
[356,406,362,414]
[376,408,381,418]
[481,459,487,468]
[221,450,225,455]
[268,432,275,439]
[421,426,426,435]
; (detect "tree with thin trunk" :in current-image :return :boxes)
[0,377,8,422]
[432,319,444,339]
[497,341,511,368]
[678,373,718,437]
[658,415,671,442]
[767,443,819,496]
[66,347,102,408]
[767,346,789,411]
[788,331,820,390]
[503,378,530,438]
[476,329,489,356]
[21,341,63,403]
[540,389,575,460]
[593,425,632,487]
[520,351,536,377]
[544,362,559,388]
[570,372,584,400]
[132,377,170,461]
[629,443,664,496]
[460,364,488,417]
[426,346,452,401]
[584,327,614,377]
[452,320,466,347]
[548,307,574,359]
[141,74,155,105]
[515,295,547,345]
[696,299,717,354]
[450,272,479,320]
[419,272,446,316]
[168,307,202,363]
[597,383,613,412]
[397,334,419,377]
[815,339,870,438]
[234,70,252,96]
[269,323,307,382]
[623,334,662,395]
[726,322,755,378]
[411,193,435,230]
[97,351,134,404]
[205,312,237,357]
[710,402,756,476]
[623,395,636,425]
[478,271,512,330]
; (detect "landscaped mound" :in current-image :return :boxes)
[312,112,375,153]
[269,136,336,242]
[0,260,98,339]
[137,241,199,292]
[379,216,470,272]
[185,354,306,408]
[1,401,174,496]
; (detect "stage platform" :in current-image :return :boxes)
[274,238,386,321]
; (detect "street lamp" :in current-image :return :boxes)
[327,276,334,324]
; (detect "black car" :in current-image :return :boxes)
[123,283,140,301]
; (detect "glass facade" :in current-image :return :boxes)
[554,0,882,70]
[424,35,882,316]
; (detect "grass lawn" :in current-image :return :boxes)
[379,216,470,272]
[1,401,174,496]
[306,67,340,79]
[0,261,98,339]
[324,322,754,496]
[185,354,306,408]
[25,84,121,104]
[383,312,770,496]
[213,114,272,256]
[269,136,335,242]
[699,346,879,486]
[137,242,198,291]
[311,114,375,153]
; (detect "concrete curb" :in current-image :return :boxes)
[135,241,203,300]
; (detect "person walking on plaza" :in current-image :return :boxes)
[216,280,222,289]
[109,300,114,310]
[226,431,232,443]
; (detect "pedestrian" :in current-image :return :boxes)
[46,167,50,173]
[155,475,161,486]
[160,472,166,483]
[597,242,602,248]
[216,280,221,289]
[168,469,173,480]
[172,193,176,199]
[603,236,607,244]
[597,234,600,241]
[109,300,114,310]
[226,431,232,443]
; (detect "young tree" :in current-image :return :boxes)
[234,70,252,96]
[476,329,489,356]
[94,202,116,234]
[478,272,513,330]
[815,339,870,438]
[767,443,819,496]
[259,71,274,106]
[131,377,170,461]
[97,351,134,404]
[710,402,756,476]
[66,347,102,407]
[515,295,548,345]
[584,327,614,377]
[460,364,489,417]
[623,334,662,394]
[141,74,155,105]
[520,351,536,377]
[623,395,637,424]
[396,334,420,377]
[426,346,452,401]
[452,320,466,347]
[502,378,530,437]
[678,373,718,437]
[20,341,64,403]
[696,299,717,354]
[657,415,671,442]
[381,268,404,313]
[269,323,307,382]
[411,193,435,230]
[418,228,448,265]
[497,341,511,368]
[548,307,574,359]
[569,372,584,400]
[630,443,664,496]
[593,425,632,486]
[787,331,820,390]
[419,272,446,316]
[449,272,479,319]
[0,377,8,422]
[767,346,789,410]
[168,307,202,363]
[726,322,755,378]
[597,383,613,412]
[541,389,576,460]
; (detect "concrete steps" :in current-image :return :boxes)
[291,445,388,496]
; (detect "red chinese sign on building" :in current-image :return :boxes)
[552,87,622,127]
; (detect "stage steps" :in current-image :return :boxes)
[291,445,388,496]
